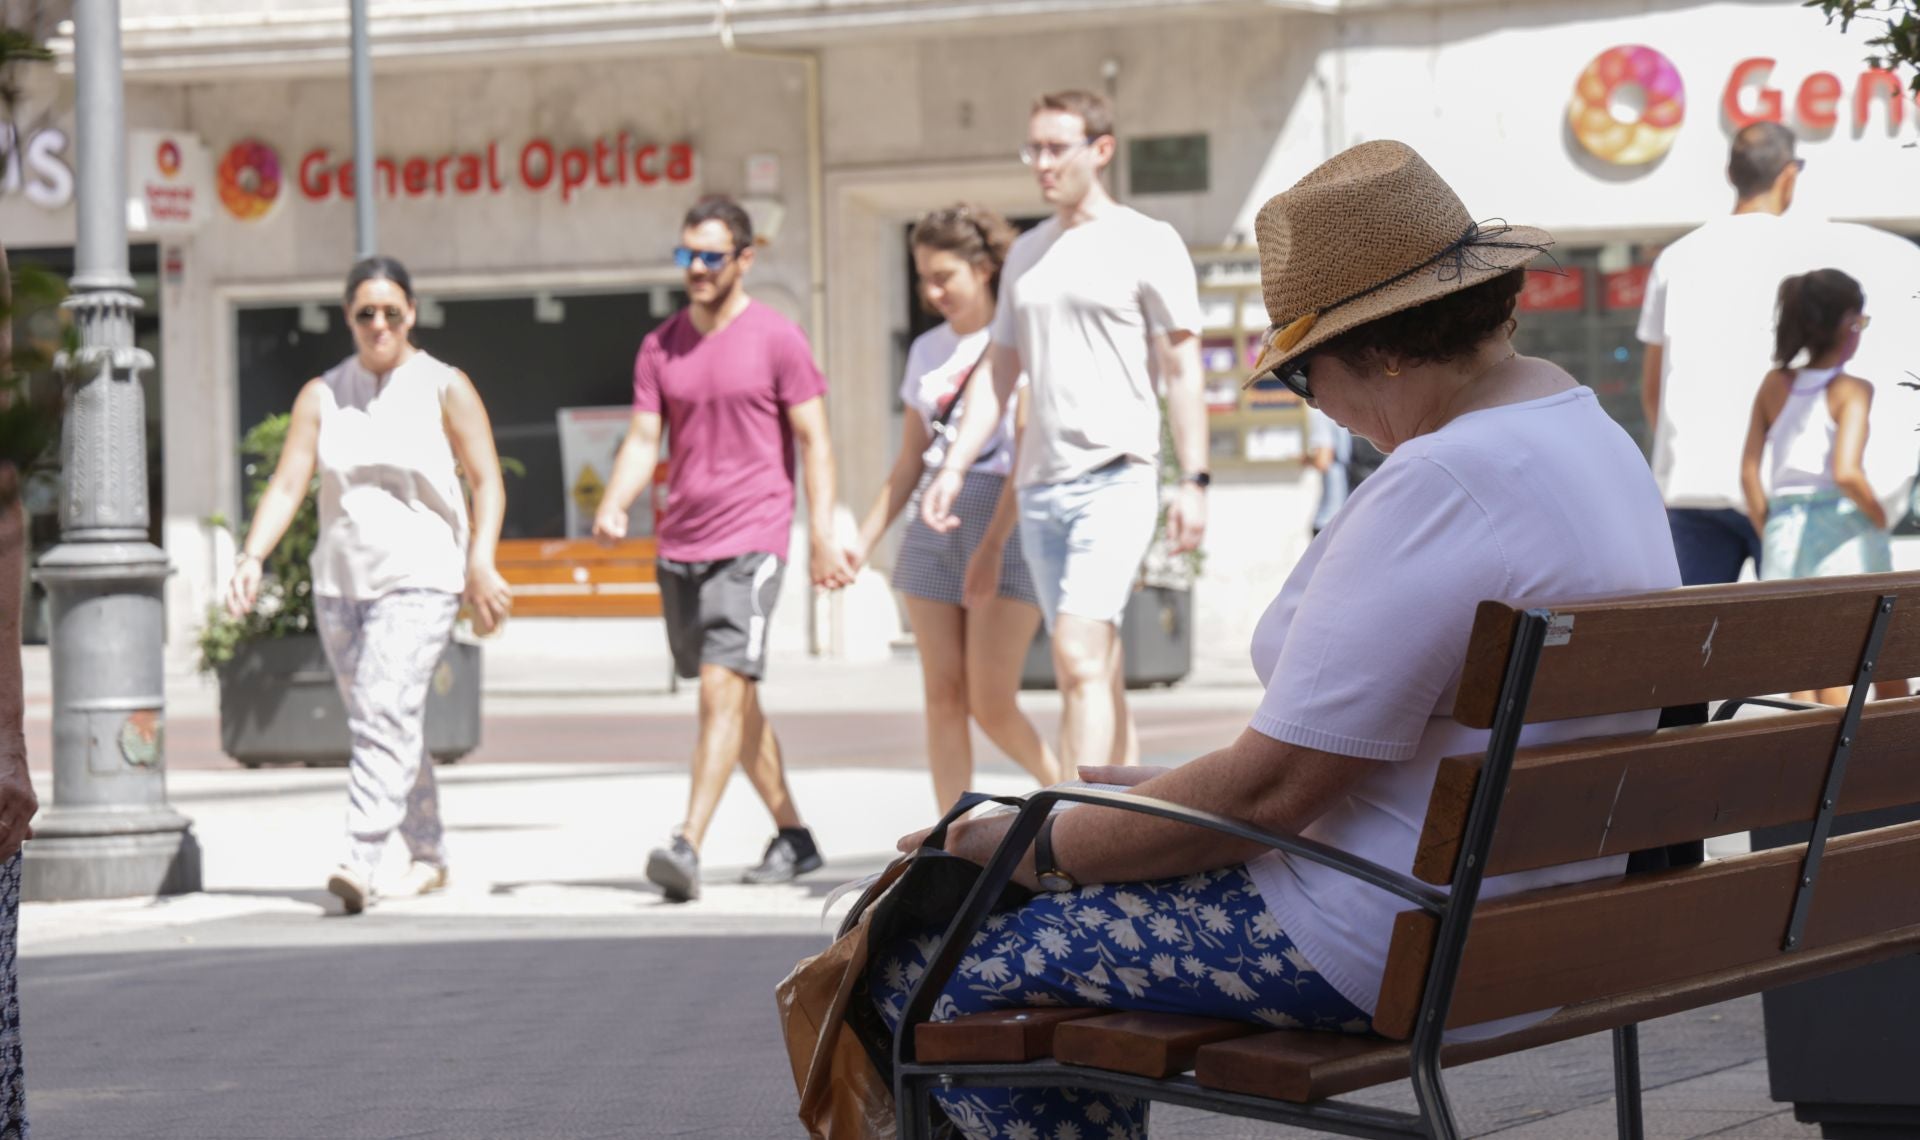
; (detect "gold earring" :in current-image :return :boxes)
[1385,364,1401,377]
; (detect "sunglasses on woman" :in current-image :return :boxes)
[674,246,738,271]
[1274,353,1314,402]
[353,304,406,327]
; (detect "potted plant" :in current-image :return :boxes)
[1021,403,1200,689]
[196,413,482,767]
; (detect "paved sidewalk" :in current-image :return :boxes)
[14,645,1825,1138]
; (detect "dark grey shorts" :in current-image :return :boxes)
[656,552,787,681]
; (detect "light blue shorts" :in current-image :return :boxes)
[1017,458,1159,629]
[1761,490,1893,581]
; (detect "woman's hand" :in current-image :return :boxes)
[0,754,37,862]
[895,812,1040,889]
[464,561,514,636]
[962,543,1003,610]
[224,554,263,619]
[919,468,966,534]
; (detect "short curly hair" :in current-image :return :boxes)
[1316,269,1526,371]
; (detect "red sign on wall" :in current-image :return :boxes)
[1519,268,1587,313]
[1604,265,1652,311]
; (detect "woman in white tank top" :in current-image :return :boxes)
[1740,267,1906,706]
[223,257,514,913]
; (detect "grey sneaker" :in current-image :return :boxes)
[741,828,824,885]
[646,834,701,902]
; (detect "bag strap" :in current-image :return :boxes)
[922,790,1027,851]
[835,790,1029,937]
[927,342,994,432]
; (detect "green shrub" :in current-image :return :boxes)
[195,413,316,672]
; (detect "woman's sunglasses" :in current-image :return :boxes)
[674,247,739,271]
[353,304,406,327]
[1274,353,1314,402]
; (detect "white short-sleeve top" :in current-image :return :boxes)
[1246,388,1680,1041]
[310,351,470,599]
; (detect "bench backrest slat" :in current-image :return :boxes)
[1372,820,1920,1038]
[1452,575,1920,729]
[496,537,662,619]
[1413,697,1920,884]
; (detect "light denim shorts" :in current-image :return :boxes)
[1017,458,1160,629]
[1761,490,1893,581]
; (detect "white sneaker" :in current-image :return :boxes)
[327,865,373,915]
[390,861,450,898]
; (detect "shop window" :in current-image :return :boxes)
[234,285,685,541]
[1510,243,1664,455]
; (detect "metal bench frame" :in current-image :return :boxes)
[889,601,1890,1140]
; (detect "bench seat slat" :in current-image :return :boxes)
[1194,925,1920,1103]
[1454,574,1920,728]
[1374,820,1920,1038]
[1414,697,1920,884]
[1053,1012,1262,1078]
[914,1009,1102,1063]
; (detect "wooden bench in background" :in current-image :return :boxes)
[495,537,662,619]
[893,573,1920,1140]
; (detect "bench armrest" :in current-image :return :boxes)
[893,787,1445,1063]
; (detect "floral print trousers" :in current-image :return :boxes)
[0,853,24,1138]
[870,865,1371,1140]
[315,590,460,877]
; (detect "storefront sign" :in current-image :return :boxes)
[297,136,696,206]
[1723,58,1919,133]
[1129,134,1210,195]
[217,139,284,221]
[1519,267,1588,313]
[1568,46,1686,166]
[130,130,212,233]
[0,124,75,210]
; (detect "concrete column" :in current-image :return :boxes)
[350,0,377,257]
[23,0,201,900]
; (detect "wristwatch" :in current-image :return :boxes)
[1033,813,1078,893]
[1185,471,1212,490]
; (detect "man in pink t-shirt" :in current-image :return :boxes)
[595,196,854,902]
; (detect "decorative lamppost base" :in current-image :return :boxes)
[21,808,201,901]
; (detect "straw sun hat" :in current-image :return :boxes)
[1246,140,1554,385]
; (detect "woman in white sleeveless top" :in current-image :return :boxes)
[1740,268,1906,706]
[224,257,513,914]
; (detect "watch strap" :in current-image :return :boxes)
[1035,812,1074,891]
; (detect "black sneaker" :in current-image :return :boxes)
[646,834,701,902]
[741,828,824,885]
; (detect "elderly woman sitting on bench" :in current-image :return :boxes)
[869,140,1682,1140]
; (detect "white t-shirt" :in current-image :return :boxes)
[1245,388,1680,1040]
[990,207,1203,487]
[899,323,1019,479]
[1637,212,1825,510]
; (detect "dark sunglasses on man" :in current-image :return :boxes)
[674,246,740,271]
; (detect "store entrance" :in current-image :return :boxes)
[234,284,685,539]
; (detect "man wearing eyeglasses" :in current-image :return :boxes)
[1637,122,1813,585]
[922,89,1208,776]
[595,195,854,902]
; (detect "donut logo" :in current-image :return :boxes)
[155,140,181,179]
[216,138,283,221]
[1569,45,1686,166]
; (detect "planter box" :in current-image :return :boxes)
[216,634,482,767]
[1022,585,1192,690]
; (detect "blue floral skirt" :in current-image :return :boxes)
[870,865,1370,1139]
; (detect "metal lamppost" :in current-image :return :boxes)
[22,0,200,900]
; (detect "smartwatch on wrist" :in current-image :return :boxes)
[1034,813,1078,893]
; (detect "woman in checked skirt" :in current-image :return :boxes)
[848,206,1060,809]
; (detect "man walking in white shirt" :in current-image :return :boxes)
[1638,122,1809,584]
[923,89,1208,773]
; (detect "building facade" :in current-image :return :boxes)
[3,0,1916,677]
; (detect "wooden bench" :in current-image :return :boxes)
[495,537,662,619]
[892,572,1920,1139]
